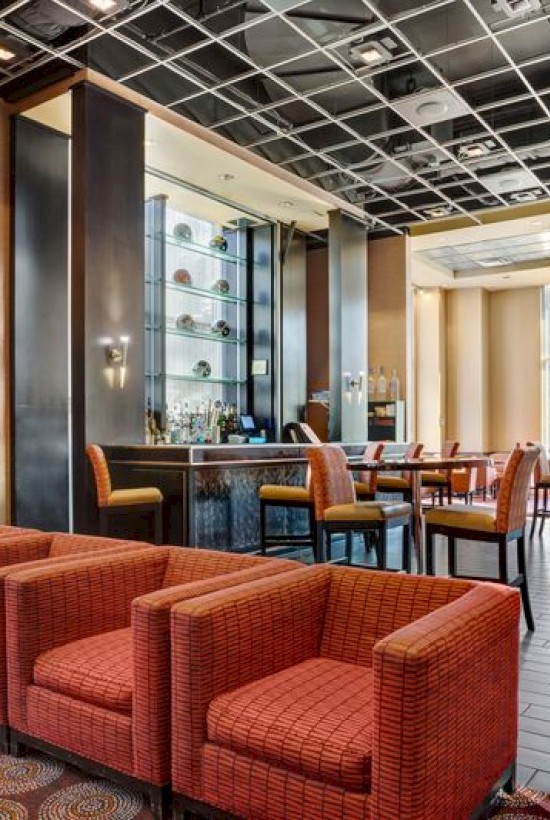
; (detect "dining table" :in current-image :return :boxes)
[348,454,492,572]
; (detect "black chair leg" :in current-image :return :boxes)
[259,500,267,555]
[498,535,508,584]
[316,523,325,562]
[345,531,354,564]
[378,525,387,570]
[540,489,548,535]
[448,536,456,576]
[99,509,109,537]
[426,525,435,575]
[308,506,318,562]
[153,505,163,545]
[402,521,411,573]
[530,487,538,538]
[517,534,535,632]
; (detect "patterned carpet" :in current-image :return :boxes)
[0,751,547,819]
[0,754,152,818]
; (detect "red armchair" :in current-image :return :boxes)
[5,546,296,818]
[171,565,520,820]
[0,531,150,751]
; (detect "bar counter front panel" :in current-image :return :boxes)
[102,444,369,551]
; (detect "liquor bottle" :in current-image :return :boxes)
[368,368,375,398]
[376,366,387,399]
[181,403,190,444]
[389,369,400,400]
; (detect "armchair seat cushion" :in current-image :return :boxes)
[33,628,133,714]
[207,657,374,792]
[425,504,497,532]
[259,485,310,502]
[106,488,162,507]
[324,501,411,522]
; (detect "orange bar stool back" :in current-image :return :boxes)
[86,444,163,544]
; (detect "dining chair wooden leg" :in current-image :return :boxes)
[517,533,535,632]
[448,536,457,576]
[425,525,435,575]
[540,489,548,535]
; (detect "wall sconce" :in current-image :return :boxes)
[343,371,365,404]
[105,335,129,388]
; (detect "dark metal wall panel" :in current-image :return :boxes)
[72,84,145,531]
[12,117,69,529]
[280,229,307,428]
[249,223,275,433]
[328,210,368,442]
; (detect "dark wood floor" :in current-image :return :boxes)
[287,502,550,790]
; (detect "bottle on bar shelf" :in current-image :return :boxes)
[376,366,387,399]
[389,369,400,400]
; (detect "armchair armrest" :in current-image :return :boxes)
[170,565,329,798]
[0,533,52,567]
[6,547,166,731]
[372,583,520,820]
[132,558,297,784]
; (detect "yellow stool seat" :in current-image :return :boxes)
[106,488,163,507]
[259,485,310,502]
[424,504,496,532]
[421,471,447,485]
[376,476,411,490]
[354,481,372,497]
[324,501,412,522]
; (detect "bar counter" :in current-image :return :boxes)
[101,443,366,551]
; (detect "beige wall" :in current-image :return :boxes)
[368,235,411,430]
[489,288,541,450]
[0,103,9,521]
[415,289,446,451]
[446,288,490,451]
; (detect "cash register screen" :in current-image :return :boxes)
[240,415,257,433]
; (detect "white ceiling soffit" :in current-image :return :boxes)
[5,0,550,236]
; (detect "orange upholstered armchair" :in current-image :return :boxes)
[0,531,149,752]
[5,547,296,818]
[170,565,520,820]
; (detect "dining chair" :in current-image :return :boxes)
[308,445,412,571]
[421,439,460,505]
[375,441,424,502]
[86,444,163,544]
[353,441,385,500]
[425,446,539,631]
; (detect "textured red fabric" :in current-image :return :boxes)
[6,546,296,789]
[171,566,330,798]
[27,686,134,776]
[208,658,374,791]
[320,568,475,666]
[34,628,132,714]
[372,582,520,820]
[0,533,52,567]
[131,557,296,784]
[48,532,146,558]
[171,564,520,820]
[201,744,371,820]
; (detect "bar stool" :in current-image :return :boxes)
[86,444,163,544]
[376,441,424,503]
[308,444,412,571]
[259,469,316,560]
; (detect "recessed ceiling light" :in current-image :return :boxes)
[458,142,491,160]
[491,0,540,17]
[424,205,453,218]
[277,200,294,208]
[217,173,235,182]
[349,40,393,68]
[508,189,542,202]
[0,46,15,61]
[89,0,117,9]
[478,257,513,267]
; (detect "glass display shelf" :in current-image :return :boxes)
[166,327,246,346]
[146,232,246,264]
[165,281,247,305]
[164,373,247,386]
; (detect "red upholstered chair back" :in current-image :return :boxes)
[307,445,355,522]
[86,444,111,506]
[440,440,460,479]
[48,532,142,558]
[496,446,540,533]
[358,442,385,492]
[161,547,273,588]
[527,441,549,483]
[402,441,424,482]
[320,568,476,667]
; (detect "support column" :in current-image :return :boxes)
[72,84,145,531]
[328,211,368,442]
[0,103,9,522]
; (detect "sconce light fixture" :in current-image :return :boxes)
[105,335,130,388]
[343,371,365,404]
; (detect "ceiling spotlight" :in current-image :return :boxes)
[350,38,395,68]
[217,173,235,182]
[0,45,15,62]
[277,200,294,208]
[458,142,491,160]
[89,0,117,9]
[491,0,540,17]
[478,257,513,267]
[508,189,542,202]
[424,205,453,218]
